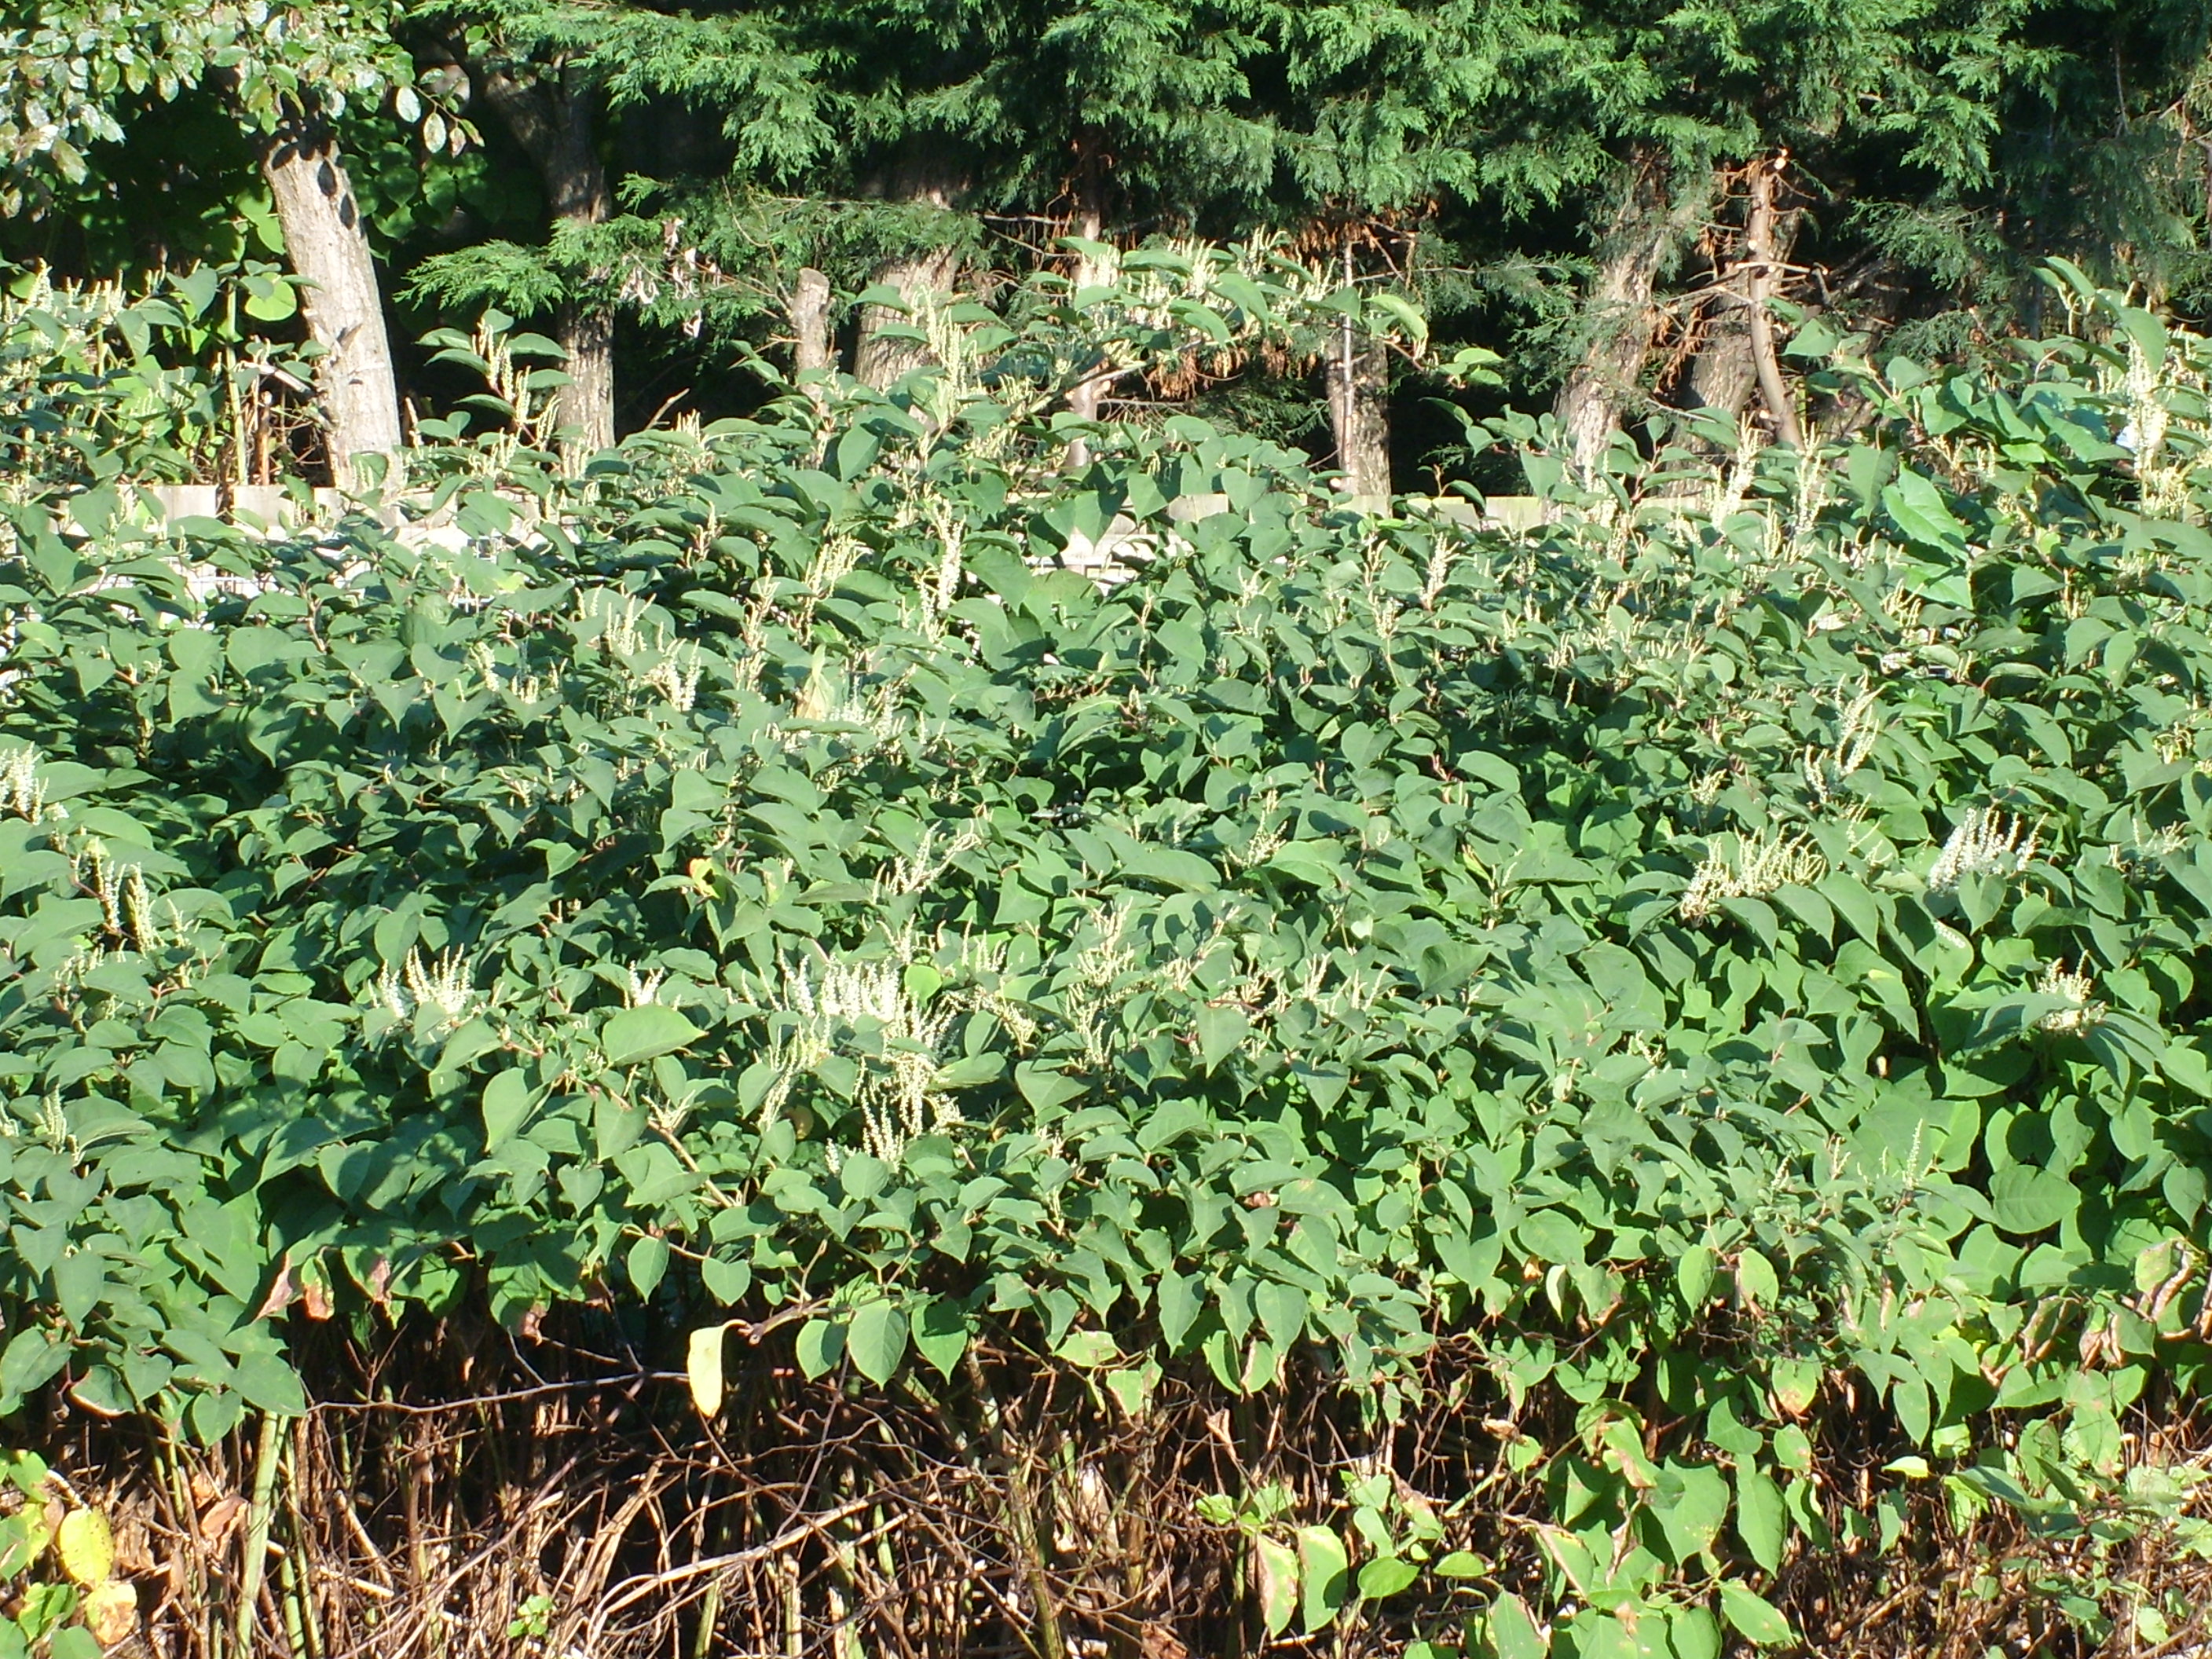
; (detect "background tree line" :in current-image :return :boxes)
[4,0,2209,492]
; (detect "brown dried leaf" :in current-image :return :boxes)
[197,1495,248,1546]
[115,1511,156,1577]
[297,1254,335,1321]
[252,1257,296,1321]
[81,1577,137,1646]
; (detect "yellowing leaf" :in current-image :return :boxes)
[57,1507,114,1586]
[1295,1524,1350,1632]
[82,1578,137,1646]
[1770,1357,1821,1418]
[686,1324,729,1417]
[1254,1534,1298,1636]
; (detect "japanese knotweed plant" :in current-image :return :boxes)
[9,265,2212,1654]
[0,262,313,503]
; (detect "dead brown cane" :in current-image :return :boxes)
[1745,151,1804,449]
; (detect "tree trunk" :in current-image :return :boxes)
[1325,287,1391,503]
[1064,146,1111,468]
[852,146,965,390]
[555,301,615,449]
[790,266,833,403]
[258,117,403,489]
[1552,150,1708,479]
[852,247,960,390]
[1686,300,1760,420]
[481,64,615,456]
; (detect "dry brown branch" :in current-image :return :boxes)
[20,1319,2212,1659]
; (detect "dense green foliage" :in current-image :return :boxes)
[1,265,313,493]
[9,5,2212,1653]
[0,0,447,211]
[7,258,2212,1650]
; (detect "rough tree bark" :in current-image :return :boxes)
[258,115,403,489]
[1323,244,1391,501]
[1686,294,1762,421]
[853,245,959,390]
[1063,144,1111,469]
[852,145,965,390]
[1552,150,1710,478]
[790,266,833,404]
[479,64,615,456]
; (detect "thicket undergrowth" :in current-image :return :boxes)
[5,258,2212,1656]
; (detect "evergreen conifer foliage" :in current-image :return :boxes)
[1507,0,2046,466]
[5,0,2208,495]
[408,0,848,434]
